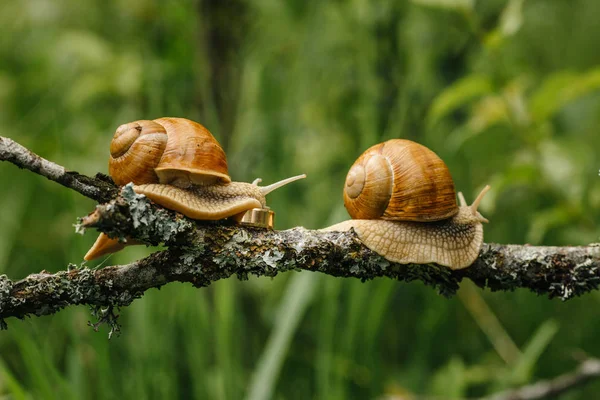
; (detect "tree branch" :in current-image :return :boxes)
[1,135,600,325]
[0,136,118,203]
[480,358,600,400]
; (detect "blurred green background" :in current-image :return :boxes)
[1,0,600,398]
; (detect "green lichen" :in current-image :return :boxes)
[124,184,192,244]
[180,250,202,268]
[88,305,121,339]
[0,274,12,302]
[0,275,14,329]
[74,222,86,235]
[93,184,194,247]
[262,249,284,269]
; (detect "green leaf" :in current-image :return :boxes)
[539,138,591,199]
[411,0,474,11]
[428,75,493,125]
[484,0,526,49]
[463,95,509,135]
[0,358,29,400]
[527,206,574,244]
[499,0,525,37]
[246,273,317,400]
[430,357,467,398]
[530,68,600,122]
[509,320,559,384]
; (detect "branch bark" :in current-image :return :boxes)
[1,135,600,324]
[0,136,118,203]
[480,358,600,400]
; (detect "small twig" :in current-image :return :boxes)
[458,282,522,365]
[480,358,600,400]
[0,136,118,203]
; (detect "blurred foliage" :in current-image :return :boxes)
[0,0,599,398]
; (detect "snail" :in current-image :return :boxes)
[85,117,305,260]
[323,139,490,270]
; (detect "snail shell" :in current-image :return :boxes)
[152,117,230,187]
[85,117,305,261]
[108,120,167,186]
[109,117,230,187]
[344,139,457,221]
[326,139,489,270]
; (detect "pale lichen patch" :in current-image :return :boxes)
[262,249,284,269]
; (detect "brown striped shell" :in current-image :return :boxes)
[86,118,307,261]
[108,117,231,188]
[108,120,168,186]
[343,139,458,222]
[153,117,230,187]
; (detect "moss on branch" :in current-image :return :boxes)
[1,134,600,327]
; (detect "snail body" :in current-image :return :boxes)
[85,117,305,260]
[325,139,489,270]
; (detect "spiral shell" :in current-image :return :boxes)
[108,120,168,186]
[108,117,231,187]
[343,139,458,222]
[87,116,306,261]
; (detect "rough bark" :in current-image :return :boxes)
[1,135,600,326]
[0,136,118,203]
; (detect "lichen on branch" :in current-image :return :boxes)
[1,134,600,326]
